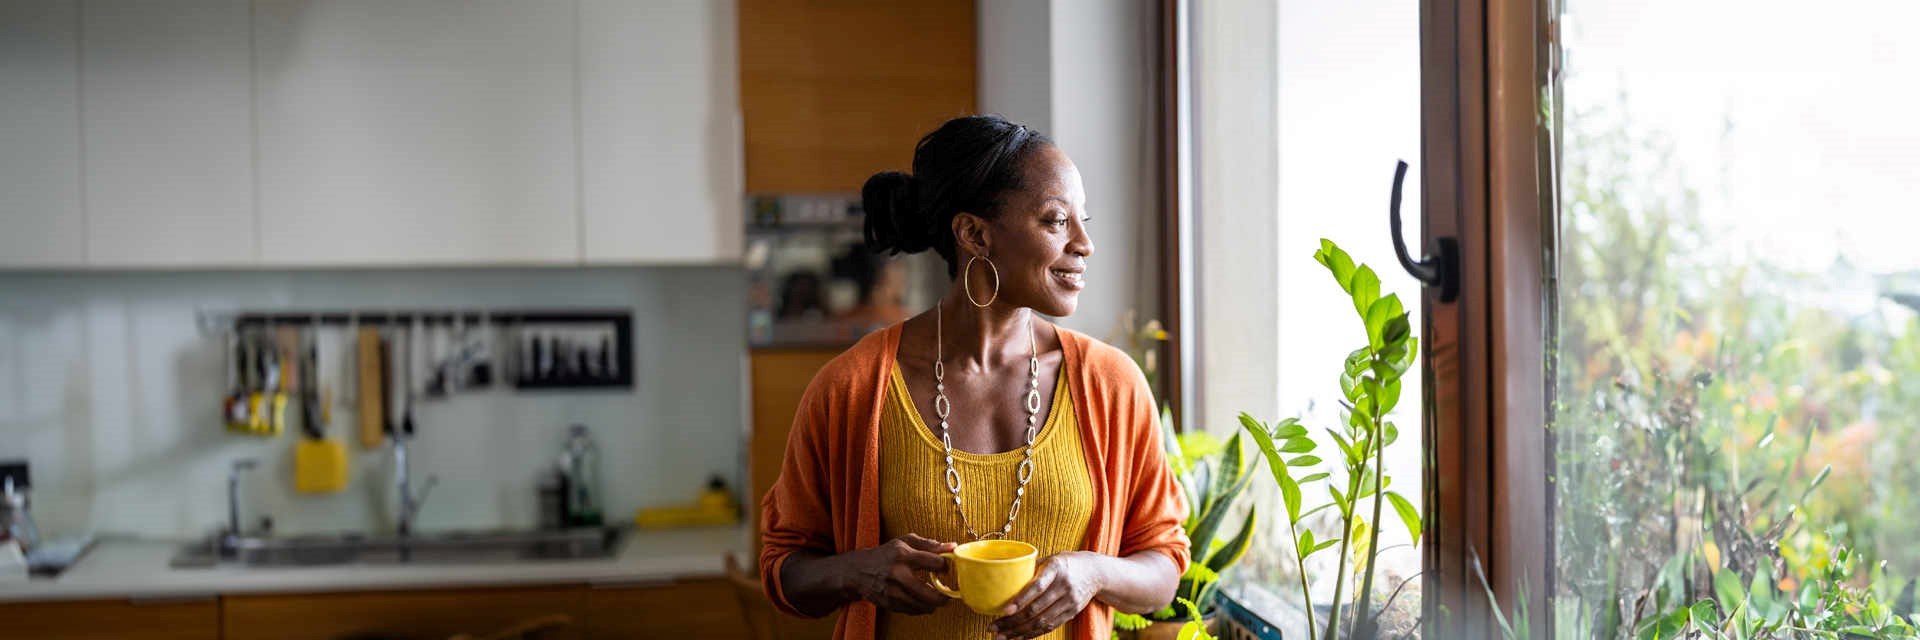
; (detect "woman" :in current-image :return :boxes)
[759,115,1189,640]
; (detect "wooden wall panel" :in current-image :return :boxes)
[739,0,976,193]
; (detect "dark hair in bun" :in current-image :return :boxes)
[861,114,1052,276]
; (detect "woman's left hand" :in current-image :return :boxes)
[988,550,1108,640]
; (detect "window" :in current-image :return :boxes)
[1184,0,1427,634]
[1549,0,1920,636]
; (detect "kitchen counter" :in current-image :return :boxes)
[0,526,749,603]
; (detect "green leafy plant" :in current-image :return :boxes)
[1115,408,1261,633]
[1240,239,1422,640]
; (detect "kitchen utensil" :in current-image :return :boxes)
[467,311,494,388]
[222,331,250,432]
[242,328,276,435]
[275,326,301,394]
[254,327,287,436]
[335,315,358,421]
[927,539,1039,615]
[402,319,417,439]
[295,329,347,493]
[390,318,417,440]
[356,326,387,448]
[425,318,448,399]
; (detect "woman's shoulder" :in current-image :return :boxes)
[1055,326,1149,390]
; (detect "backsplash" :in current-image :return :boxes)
[0,267,747,540]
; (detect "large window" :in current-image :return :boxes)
[1549,0,1920,636]
[1187,0,1427,634]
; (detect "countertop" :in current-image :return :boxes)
[0,526,750,603]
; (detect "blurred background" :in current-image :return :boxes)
[7,0,1912,639]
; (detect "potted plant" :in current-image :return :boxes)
[1237,239,1422,640]
[1114,407,1259,640]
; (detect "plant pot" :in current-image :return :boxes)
[1115,613,1221,640]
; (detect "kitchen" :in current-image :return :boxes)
[0,1,1159,638]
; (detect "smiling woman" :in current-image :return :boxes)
[758,115,1192,640]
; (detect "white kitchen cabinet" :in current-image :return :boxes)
[253,0,578,266]
[578,0,744,264]
[0,0,84,268]
[81,0,256,268]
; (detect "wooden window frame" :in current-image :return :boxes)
[1421,0,1554,636]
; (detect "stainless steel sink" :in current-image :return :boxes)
[170,527,623,568]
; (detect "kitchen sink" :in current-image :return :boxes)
[169,527,624,568]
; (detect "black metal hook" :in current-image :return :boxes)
[1389,160,1459,303]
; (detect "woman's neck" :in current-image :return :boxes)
[935,287,1033,373]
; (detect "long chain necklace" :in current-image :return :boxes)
[933,301,1041,541]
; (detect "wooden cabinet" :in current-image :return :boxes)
[739,0,976,193]
[252,0,579,266]
[0,597,219,640]
[80,0,255,268]
[748,348,844,555]
[0,0,84,268]
[0,579,778,639]
[579,1,743,265]
[584,579,752,639]
[222,585,588,640]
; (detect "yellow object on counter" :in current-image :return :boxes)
[634,488,740,529]
[294,438,348,493]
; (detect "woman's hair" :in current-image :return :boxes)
[860,114,1053,276]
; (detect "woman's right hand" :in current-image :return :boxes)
[838,533,956,615]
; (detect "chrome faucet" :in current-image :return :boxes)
[391,435,436,540]
[225,458,257,548]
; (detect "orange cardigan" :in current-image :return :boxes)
[759,323,1191,640]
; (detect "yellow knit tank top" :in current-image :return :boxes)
[878,363,1093,640]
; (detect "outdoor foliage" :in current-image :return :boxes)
[1548,101,1920,638]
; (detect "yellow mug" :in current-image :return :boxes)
[928,539,1037,615]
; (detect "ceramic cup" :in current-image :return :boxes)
[927,539,1038,615]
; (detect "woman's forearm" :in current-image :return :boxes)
[1091,551,1181,614]
[778,550,854,618]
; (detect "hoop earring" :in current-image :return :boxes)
[964,255,1000,308]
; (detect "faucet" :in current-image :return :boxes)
[225,458,258,549]
[391,435,437,541]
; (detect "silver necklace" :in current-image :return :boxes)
[933,301,1041,541]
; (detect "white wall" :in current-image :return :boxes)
[0,268,747,540]
[978,0,1159,343]
[977,0,1052,134]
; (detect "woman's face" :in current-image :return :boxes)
[955,145,1096,318]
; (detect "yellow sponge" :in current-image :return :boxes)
[634,506,739,529]
[294,438,348,493]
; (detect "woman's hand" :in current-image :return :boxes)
[839,533,956,615]
[988,551,1107,640]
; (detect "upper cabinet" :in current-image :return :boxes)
[253,0,579,266]
[0,0,84,268]
[0,0,742,269]
[82,0,256,268]
[739,0,977,194]
[579,0,743,264]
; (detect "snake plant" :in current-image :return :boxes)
[1117,406,1261,629]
